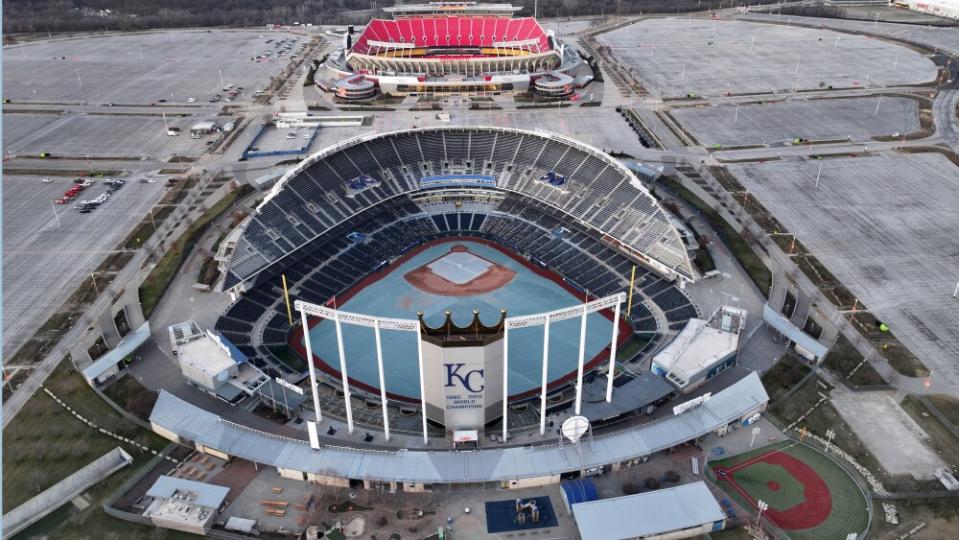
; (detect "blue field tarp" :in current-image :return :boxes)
[561,478,599,513]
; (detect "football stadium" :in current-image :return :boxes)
[320,2,584,97]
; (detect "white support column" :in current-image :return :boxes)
[502,325,510,442]
[605,300,621,403]
[574,306,588,415]
[334,313,354,433]
[301,309,323,423]
[374,320,390,441]
[416,326,429,445]
[539,315,551,435]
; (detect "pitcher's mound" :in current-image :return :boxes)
[404,245,516,295]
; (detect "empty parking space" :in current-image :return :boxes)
[2,175,169,356]
[2,29,300,105]
[4,113,209,158]
[671,96,920,146]
[727,153,959,387]
[597,18,938,97]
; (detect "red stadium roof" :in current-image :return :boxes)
[352,16,551,55]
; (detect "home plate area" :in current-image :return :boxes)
[404,244,516,296]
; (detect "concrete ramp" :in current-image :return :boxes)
[2,447,134,538]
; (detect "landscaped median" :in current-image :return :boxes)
[138,183,254,318]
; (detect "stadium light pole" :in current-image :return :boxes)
[605,299,621,403]
[373,320,390,441]
[815,159,824,189]
[574,304,588,415]
[333,313,354,433]
[300,309,323,423]
[755,500,769,529]
[502,323,510,442]
[953,279,959,298]
[540,314,551,435]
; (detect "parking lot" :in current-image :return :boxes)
[2,29,301,105]
[2,174,169,356]
[671,95,920,146]
[596,18,938,96]
[246,125,318,157]
[3,112,211,159]
[726,152,959,387]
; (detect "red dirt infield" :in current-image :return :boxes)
[403,244,517,295]
[724,449,833,530]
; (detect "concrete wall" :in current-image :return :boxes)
[151,424,182,444]
[278,467,306,481]
[503,475,560,490]
[196,444,230,461]
[308,473,350,487]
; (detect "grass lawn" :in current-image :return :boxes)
[269,345,308,373]
[616,334,649,361]
[711,441,869,540]
[880,341,929,378]
[760,353,811,403]
[926,395,959,427]
[899,396,959,470]
[101,375,158,421]
[2,358,192,539]
[823,335,887,387]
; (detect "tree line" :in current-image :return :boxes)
[4,0,782,35]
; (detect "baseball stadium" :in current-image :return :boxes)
[212,126,701,435]
[320,2,584,98]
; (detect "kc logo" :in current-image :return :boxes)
[445,363,485,393]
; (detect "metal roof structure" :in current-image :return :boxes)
[146,475,229,509]
[580,371,674,422]
[149,372,767,484]
[762,304,829,359]
[571,481,726,540]
[81,322,151,384]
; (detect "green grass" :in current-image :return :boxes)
[761,353,811,403]
[711,441,869,540]
[880,341,929,378]
[3,359,169,512]
[3,360,199,540]
[927,395,959,427]
[138,184,252,318]
[616,335,649,360]
[823,335,887,387]
[899,396,959,470]
[269,345,307,373]
[731,462,806,510]
[101,375,158,421]
[658,177,772,296]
